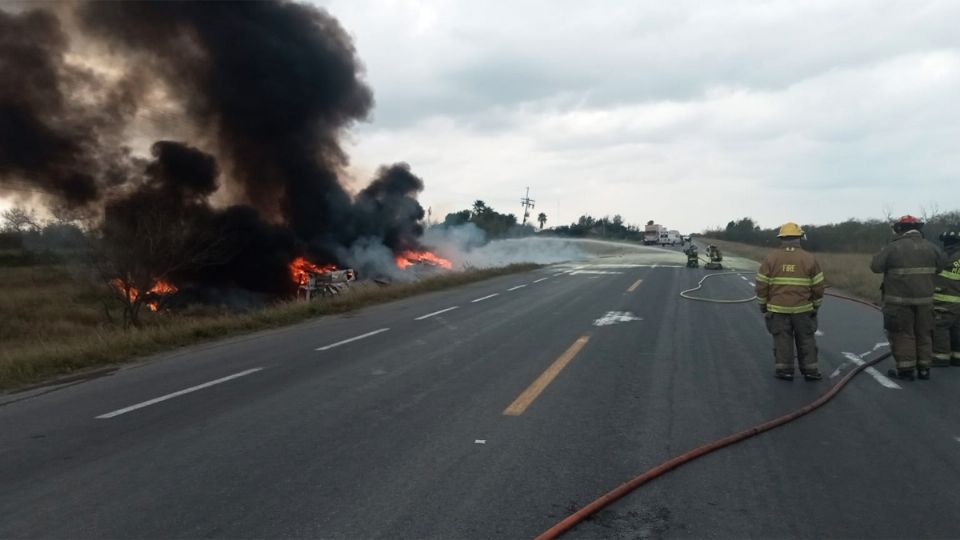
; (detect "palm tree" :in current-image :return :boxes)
[472,200,489,216]
[537,212,547,230]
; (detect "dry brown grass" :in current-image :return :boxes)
[705,238,881,304]
[0,262,540,390]
[814,253,882,304]
[0,264,112,349]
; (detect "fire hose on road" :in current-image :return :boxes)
[679,271,757,303]
[536,273,891,540]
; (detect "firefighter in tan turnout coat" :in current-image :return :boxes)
[871,215,946,381]
[755,223,825,381]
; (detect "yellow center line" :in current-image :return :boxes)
[503,335,591,416]
[627,278,643,292]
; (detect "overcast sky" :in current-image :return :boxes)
[3,1,956,234]
[324,0,960,232]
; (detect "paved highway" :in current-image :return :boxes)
[2,243,959,539]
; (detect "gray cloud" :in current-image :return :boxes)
[332,0,960,122]
[325,0,960,232]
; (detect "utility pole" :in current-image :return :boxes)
[520,187,536,226]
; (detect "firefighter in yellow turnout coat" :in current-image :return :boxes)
[755,223,825,381]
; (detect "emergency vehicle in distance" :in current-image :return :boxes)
[664,230,682,246]
[644,221,663,245]
[644,221,682,246]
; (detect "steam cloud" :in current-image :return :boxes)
[422,223,590,269]
[0,1,429,295]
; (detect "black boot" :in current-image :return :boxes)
[803,371,823,381]
[917,367,931,380]
[774,370,794,381]
[887,368,915,381]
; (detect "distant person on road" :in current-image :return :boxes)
[933,227,960,367]
[870,215,946,381]
[755,223,825,381]
[684,244,699,268]
[704,245,724,269]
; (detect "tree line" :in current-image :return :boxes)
[443,200,536,238]
[0,207,89,260]
[551,214,646,241]
[703,212,960,253]
[441,202,657,242]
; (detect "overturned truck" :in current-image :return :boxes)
[297,268,356,301]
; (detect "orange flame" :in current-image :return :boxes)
[111,278,178,312]
[150,280,177,295]
[289,256,337,286]
[395,250,452,270]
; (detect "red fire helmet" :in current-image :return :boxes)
[895,215,922,225]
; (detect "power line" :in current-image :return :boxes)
[520,186,535,226]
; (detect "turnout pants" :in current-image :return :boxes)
[882,303,934,370]
[933,306,960,366]
[764,312,819,374]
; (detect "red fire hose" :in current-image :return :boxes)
[535,290,889,540]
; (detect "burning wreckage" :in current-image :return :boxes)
[106,244,454,315]
[290,251,452,302]
[290,257,348,301]
[0,1,455,313]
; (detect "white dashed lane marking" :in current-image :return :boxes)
[96,368,264,419]
[533,278,548,283]
[507,284,527,291]
[316,328,391,351]
[414,306,459,320]
[471,293,499,303]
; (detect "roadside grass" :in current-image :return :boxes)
[704,238,881,304]
[0,262,540,390]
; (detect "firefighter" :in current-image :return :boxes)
[684,244,699,268]
[870,215,946,381]
[705,245,723,270]
[933,227,960,367]
[755,223,825,381]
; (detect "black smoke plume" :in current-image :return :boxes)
[0,1,433,296]
[145,141,219,202]
[354,163,427,252]
[0,9,99,204]
[78,1,374,236]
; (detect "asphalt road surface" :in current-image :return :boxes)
[2,243,959,539]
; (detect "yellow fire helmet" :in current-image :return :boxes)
[778,222,804,238]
